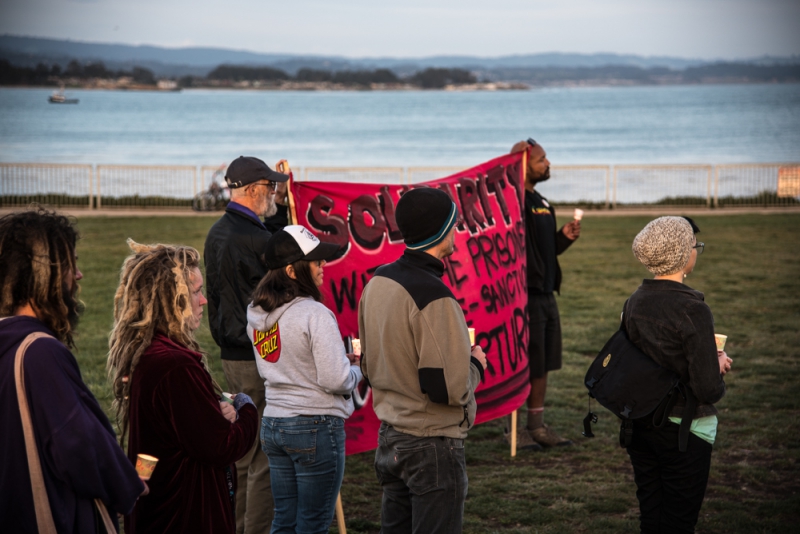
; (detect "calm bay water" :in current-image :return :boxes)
[1,84,799,168]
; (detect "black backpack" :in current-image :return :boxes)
[582,312,697,452]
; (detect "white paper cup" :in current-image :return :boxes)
[352,338,362,356]
[221,392,234,405]
[574,208,584,221]
[714,334,727,351]
[135,454,159,480]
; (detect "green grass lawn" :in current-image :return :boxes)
[70,213,800,533]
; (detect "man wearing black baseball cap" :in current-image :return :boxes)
[203,155,289,534]
[358,187,487,534]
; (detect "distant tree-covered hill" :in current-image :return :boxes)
[2,35,798,88]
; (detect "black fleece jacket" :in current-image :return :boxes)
[623,279,726,418]
[204,206,273,360]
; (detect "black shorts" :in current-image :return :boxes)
[528,292,562,378]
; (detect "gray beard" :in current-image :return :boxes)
[263,200,278,218]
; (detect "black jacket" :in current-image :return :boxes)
[623,279,726,418]
[204,206,273,360]
[524,190,574,294]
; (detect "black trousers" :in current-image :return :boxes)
[626,420,713,534]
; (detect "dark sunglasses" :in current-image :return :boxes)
[527,138,537,148]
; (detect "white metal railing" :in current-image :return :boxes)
[95,165,197,209]
[613,165,713,208]
[0,163,93,208]
[2,163,799,210]
[547,165,611,208]
[715,163,800,208]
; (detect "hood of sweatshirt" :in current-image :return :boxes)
[247,296,308,333]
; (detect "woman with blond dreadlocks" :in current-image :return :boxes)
[108,240,258,534]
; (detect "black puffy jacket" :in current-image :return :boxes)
[204,206,273,361]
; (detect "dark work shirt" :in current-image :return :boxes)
[526,191,557,294]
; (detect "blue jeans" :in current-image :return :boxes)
[260,415,345,534]
[374,423,468,534]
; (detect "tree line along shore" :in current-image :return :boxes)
[0,60,525,91]
[2,59,799,91]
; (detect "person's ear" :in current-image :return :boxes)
[285,264,296,280]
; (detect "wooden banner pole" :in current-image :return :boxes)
[287,171,298,225]
[510,410,518,457]
[335,492,346,534]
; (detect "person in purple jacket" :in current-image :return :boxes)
[0,208,146,533]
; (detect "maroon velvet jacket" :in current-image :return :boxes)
[125,334,258,534]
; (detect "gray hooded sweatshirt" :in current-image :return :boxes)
[247,297,362,420]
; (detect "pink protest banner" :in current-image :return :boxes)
[290,152,531,455]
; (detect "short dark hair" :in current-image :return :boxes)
[0,208,81,347]
[251,259,322,312]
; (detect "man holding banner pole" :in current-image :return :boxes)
[358,187,487,534]
[508,138,581,450]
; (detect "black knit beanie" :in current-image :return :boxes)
[395,188,458,251]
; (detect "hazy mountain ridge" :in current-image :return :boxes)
[2,34,798,86]
[7,34,794,75]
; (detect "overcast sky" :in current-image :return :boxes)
[2,0,799,60]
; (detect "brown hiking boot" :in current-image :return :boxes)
[504,427,543,451]
[529,424,574,447]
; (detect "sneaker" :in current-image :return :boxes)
[504,427,543,451]
[529,424,574,447]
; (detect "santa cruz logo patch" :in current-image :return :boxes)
[253,323,281,363]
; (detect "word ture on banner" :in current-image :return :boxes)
[290,152,531,455]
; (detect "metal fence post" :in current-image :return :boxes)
[714,166,720,208]
[88,165,94,209]
[612,167,618,209]
[706,166,712,208]
[96,166,102,210]
[604,166,610,209]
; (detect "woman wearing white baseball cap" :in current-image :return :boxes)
[246,225,361,534]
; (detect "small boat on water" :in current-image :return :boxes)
[49,88,79,104]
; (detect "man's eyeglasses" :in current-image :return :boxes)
[693,242,704,255]
[250,181,277,191]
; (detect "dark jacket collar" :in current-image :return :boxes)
[226,201,266,230]
[399,248,445,278]
[639,278,705,300]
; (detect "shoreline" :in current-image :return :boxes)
[3,79,800,93]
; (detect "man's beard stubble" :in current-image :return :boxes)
[535,167,551,183]
[62,282,84,331]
